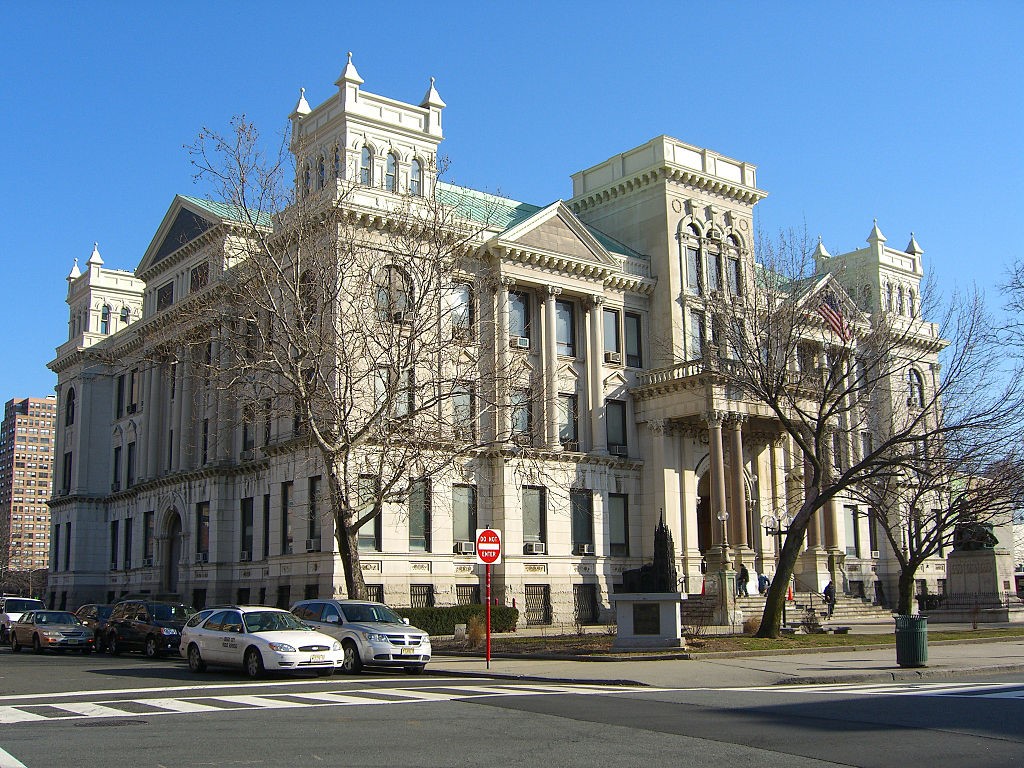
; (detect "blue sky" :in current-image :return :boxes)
[1,1,1020,399]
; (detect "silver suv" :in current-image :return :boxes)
[291,599,431,675]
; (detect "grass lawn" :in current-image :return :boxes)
[432,626,1024,657]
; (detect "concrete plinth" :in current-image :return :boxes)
[611,592,687,649]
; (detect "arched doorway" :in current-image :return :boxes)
[163,510,182,595]
[696,468,753,553]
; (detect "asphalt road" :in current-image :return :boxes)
[1,649,1022,768]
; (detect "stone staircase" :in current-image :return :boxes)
[736,592,895,625]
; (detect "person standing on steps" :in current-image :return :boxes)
[823,580,836,618]
[737,564,750,597]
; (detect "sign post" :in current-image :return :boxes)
[475,528,502,668]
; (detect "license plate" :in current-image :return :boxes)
[400,647,416,655]
[310,654,325,662]
[68,639,79,645]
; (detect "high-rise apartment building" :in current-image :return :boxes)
[0,397,57,580]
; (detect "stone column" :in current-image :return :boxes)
[177,349,194,470]
[148,363,164,478]
[728,415,748,551]
[706,411,728,548]
[215,328,232,462]
[170,359,183,472]
[588,295,607,454]
[804,454,820,548]
[495,278,513,442]
[543,286,561,449]
[138,362,152,480]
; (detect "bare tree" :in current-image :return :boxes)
[183,117,531,599]
[706,228,1024,636]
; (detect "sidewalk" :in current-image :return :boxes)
[429,626,1024,688]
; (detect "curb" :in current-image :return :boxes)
[771,663,1024,686]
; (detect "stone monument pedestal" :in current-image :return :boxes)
[935,548,1024,622]
[611,592,687,649]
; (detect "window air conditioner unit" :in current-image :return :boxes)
[609,445,628,457]
[239,551,251,562]
[195,552,209,564]
[574,543,595,556]
[239,449,255,462]
[142,557,153,567]
[604,351,622,364]
[870,550,881,559]
[109,561,118,571]
[510,336,530,350]
[454,540,476,555]
[305,538,321,552]
[392,311,410,324]
[523,542,546,555]
[126,404,137,414]
[561,440,579,451]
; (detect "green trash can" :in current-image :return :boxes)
[895,614,928,668]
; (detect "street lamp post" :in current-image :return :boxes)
[762,509,793,626]
[717,509,729,566]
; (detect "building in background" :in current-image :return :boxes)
[0,396,56,595]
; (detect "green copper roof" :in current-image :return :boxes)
[435,182,645,260]
[180,195,274,228]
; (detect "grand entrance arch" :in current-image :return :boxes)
[695,468,754,555]
[163,510,183,595]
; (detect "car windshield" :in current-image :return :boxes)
[340,603,405,624]
[35,611,78,625]
[147,604,195,621]
[4,599,43,613]
[243,611,309,633]
[96,606,113,619]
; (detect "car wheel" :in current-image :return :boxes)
[144,636,160,659]
[108,634,121,656]
[244,648,265,679]
[32,635,43,654]
[187,644,206,673]
[404,664,426,675]
[10,634,21,653]
[340,640,362,674]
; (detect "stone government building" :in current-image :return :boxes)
[47,58,946,622]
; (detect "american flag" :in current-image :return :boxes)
[818,292,852,340]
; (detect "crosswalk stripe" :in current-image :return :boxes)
[0,708,48,724]
[50,703,137,718]
[285,691,405,705]
[141,698,226,713]
[212,695,314,709]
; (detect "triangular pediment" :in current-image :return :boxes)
[136,196,221,277]
[498,201,619,267]
[795,274,866,337]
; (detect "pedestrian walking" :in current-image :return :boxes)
[823,580,836,618]
[738,564,750,597]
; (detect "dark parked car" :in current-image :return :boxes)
[105,600,196,658]
[9,611,94,654]
[75,603,114,652]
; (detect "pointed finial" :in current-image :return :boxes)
[67,257,81,281]
[87,242,103,266]
[336,52,364,87]
[421,75,446,108]
[813,237,831,260]
[867,219,886,244]
[291,86,311,117]
[905,231,923,256]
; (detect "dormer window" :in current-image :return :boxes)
[100,305,111,334]
[410,159,422,196]
[360,147,373,186]
[385,153,397,193]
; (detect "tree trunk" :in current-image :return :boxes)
[756,513,811,638]
[327,470,367,600]
[896,567,918,616]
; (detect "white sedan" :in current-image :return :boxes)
[180,606,344,679]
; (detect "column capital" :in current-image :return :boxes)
[726,413,747,429]
[703,410,726,429]
[588,294,605,308]
[546,285,562,297]
[500,276,516,288]
[647,417,666,435]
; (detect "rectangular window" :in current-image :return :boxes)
[523,486,546,544]
[555,299,575,357]
[728,257,742,296]
[571,489,594,551]
[156,282,174,311]
[453,484,478,543]
[144,510,154,559]
[511,389,532,441]
[868,508,879,553]
[450,283,474,340]
[116,375,125,418]
[509,291,530,341]
[409,479,431,552]
[201,420,209,465]
[281,481,293,554]
[933,509,944,556]
[241,497,254,557]
[128,369,140,411]
[125,442,136,488]
[307,477,322,542]
[860,431,873,461]
[109,520,118,570]
[603,308,621,356]
[606,400,627,454]
[63,522,71,571]
[123,517,133,570]
[558,394,578,449]
[262,494,271,560]
[189,262,209,293]
[685,246,702,296]
[832,431,844,471]
[357,475,381,551]
[688,310,705,360]
[707,252,721,293]
[844,505,861,557]
[453,382,476,439]
[624,313,642,368]
[62,451,72,493]
[608,493,629,556]
[410,584,435,608]
[196,502,210,557]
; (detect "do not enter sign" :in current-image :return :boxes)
[475,528,502,565]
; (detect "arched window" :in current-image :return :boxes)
[410,159,422,196]
[100,305,111,334]
[726,234,742,296]
[896,286,905,315]
[907,369,925,408]
[385,153,397,192]
[683,223,703,297]
[299,270,317,326]
[360,147,373,186]
[65,388,76,427]
[333,147,341,179]
[908,289,916,317]
[317,156,326,189]
[376,265,412,321]
[120,307,130,325]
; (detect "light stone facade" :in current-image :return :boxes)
[47,58,949,621]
